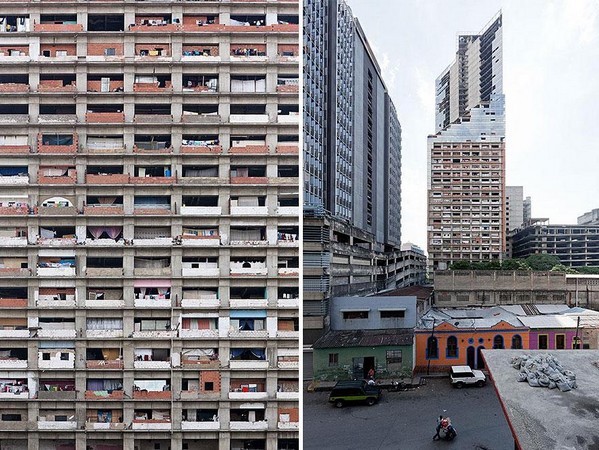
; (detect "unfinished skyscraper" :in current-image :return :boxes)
[427,13,505,272]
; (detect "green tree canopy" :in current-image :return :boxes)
[524,254,561,271]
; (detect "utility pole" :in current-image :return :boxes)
[427,318,436,375]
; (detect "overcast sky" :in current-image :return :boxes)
[345,0,599,251]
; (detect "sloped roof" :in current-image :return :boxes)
[517,315,578,329]
[313,328,414,349]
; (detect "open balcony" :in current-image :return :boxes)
[37,166,76,184]
[230,44,267,62]
[229,349,268,369]
[134,348,171,369]
[130,15,178,32]
[38,350,75,369]
[35,14,82,33]
[182,44,220,62]
[85,422,126,431]
[130,165,174,184]
[181,136,221,154]
[277,354,299,369]
[181,227,220,246]
[181,421,220,431]
[181,259,219,277]
[37,381,76,400]
[230,196,268,216]
[0,348,27,369]
[134,196,171,215]
[0,379,30,399]
[0,324,29,339]
[132,380,172,400]
[0,166,28,185]
[179,316,218,338]
[181,195,221,216]
[37,257,76,277]
[229,421,268,431]
[37,133,77,154]
[133,75,172,92]
[86,318,124,338]
[37,420,77,430]
[181,349,219,368]
[181,289,220,308]
[230,259,268,276]
[132,420,171,430]
[133,319,173,338]
[37,323,77,339]
[38,198,78,216]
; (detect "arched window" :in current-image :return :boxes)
[426,336,438,359]
[511,335,522,349]
[446,336,458,358]
[493,335,504,349]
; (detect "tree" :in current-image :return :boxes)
[550,264,577,274]
[501,259,530,271]
[577,266,599,275]
[525,254,561,271]
[449,260,472,270]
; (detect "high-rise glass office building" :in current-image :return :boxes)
[303,0,402,344]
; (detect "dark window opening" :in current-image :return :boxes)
[182,196,218,207]
[39,104,76,115]
[87,14,124,31]
[230,104,266,114]
[0,104,27,114]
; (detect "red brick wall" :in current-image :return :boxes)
[0,84,29,92]
[135,43,171,56]
[86,174,129,184]
[85,112,125,123]
[86,43,124,56]
[276,84,299,93]
[87,80,124,92]
[0,145,29,153]
[275,145,299,154]
[278,407,299,422]
[199,371,221,393]
[182,45,219,56]
[38,79,76,92]
[34,24,83,32]
[183,15,220,26]
[278,44,299,56]
[0,46,28,56]
[229,145,269,154]
[84,206,124,215]
[40,44,77,57]
[180,146,222,154]
[37,133,78,153]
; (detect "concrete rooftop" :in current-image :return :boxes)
[482,349,599,450]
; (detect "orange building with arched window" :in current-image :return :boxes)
[414,320,529,372]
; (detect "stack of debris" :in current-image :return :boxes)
[510,354,577,392]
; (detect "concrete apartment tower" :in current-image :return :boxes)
[303,0,402,344]
[0,2,300,450]
[427,13,505,272]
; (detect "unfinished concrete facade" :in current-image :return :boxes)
[0,1,299,450]
[427,14,506,274]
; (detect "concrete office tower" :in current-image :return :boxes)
[506,186,525,233]
[427,13,505,272]
[579,208,599,226]
[0,2,299,450]
[303,0,402,344]
[511,220,599,267]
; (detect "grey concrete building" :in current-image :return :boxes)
[433,270,599,310]
[0,2,299,450]
[427,13,506,273]
[303,0,402,344]
[578,208,599,226]
[511,220,599,268]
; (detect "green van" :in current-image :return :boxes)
[328,380,382,408]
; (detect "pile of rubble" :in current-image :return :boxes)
[510,354,577,392]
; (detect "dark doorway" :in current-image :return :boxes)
[363,356,375,379]
[476,346,486,369]
[466,346,475,368]
[352,357,364,380]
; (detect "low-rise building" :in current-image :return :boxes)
[312,296,416,380]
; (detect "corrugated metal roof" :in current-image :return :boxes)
[313,328,414,349]
[535,304,571,314]
[517,315,578,329]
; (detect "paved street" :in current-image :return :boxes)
[304,379,514,450]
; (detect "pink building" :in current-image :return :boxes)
[518,316,580,350]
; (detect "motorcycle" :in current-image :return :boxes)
[387,380,408,392]
[433,417,457,441]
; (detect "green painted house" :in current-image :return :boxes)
[312,296,416,381]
